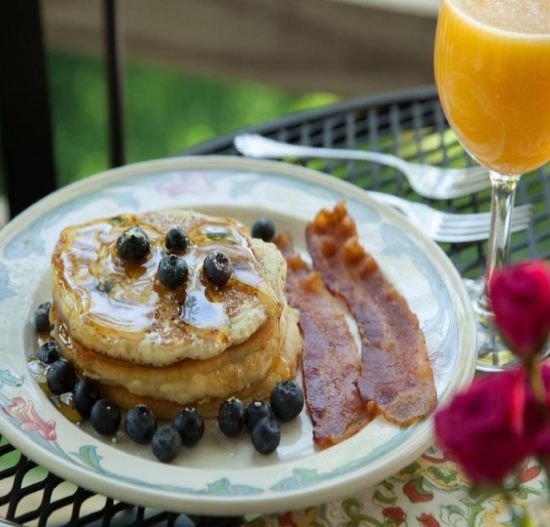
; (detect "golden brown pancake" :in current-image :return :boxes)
[50,209,302,417]
[51,210,285,366]
[92,307,301,419]
[54,304,290,407]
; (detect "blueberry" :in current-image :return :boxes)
[250,417,280,455]
[245,400,273,432]
[158,254,188,289]
[35,302,51,333]
[165,227,190,254]
[251,218,275,242]
[73,377,99,418]
[38,340,59,364]
[117,225,150,263]
[218,398,245,437]
[270,380,304,422]
[173,408,204,447]
[152,424,182,462]
[46,359,77,395]
[90,399,121,435]
[203,252,232,287]
[125,405,157,444]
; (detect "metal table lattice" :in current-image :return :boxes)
[2,87,549,526]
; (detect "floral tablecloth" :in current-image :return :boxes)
[246,445,549,527]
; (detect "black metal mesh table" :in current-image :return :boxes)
[2,86,550,526]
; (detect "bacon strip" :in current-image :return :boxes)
[275,233,373,447]
[306,202,437,425]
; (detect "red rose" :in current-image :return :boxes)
[489,261,550,359]
[434,369,540,484]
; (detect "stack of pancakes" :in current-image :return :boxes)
[51,210,302,419]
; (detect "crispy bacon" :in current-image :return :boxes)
[275,233,373,447]
[306,202,437,425]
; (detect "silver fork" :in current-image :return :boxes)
[234,134,491,200]
[369,192,533,243]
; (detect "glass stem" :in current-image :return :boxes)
[480,171,520,311]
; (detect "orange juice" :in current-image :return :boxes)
[435,0,550,175]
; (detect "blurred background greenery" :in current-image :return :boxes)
[1,0,438,211]
[0,51,338,191]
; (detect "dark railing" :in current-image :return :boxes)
[0,0,125,218]
[104,0,125,169]
[0,0,56,218]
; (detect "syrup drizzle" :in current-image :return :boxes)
[36,213,270,423]
[55,215,264,339]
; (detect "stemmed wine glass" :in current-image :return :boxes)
[434,0,550,370]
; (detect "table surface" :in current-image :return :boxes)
[2,86,550,526]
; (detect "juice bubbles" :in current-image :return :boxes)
[435,0,550,175]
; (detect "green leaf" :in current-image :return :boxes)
[373,488,396,505]
[399,461,421,476]
[0,369,23,387]
[341,499,383,527]
[76,445,103,470]
[428,465,458,484]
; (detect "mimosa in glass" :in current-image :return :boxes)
[435,0,550,370]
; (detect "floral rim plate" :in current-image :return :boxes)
[0,156,476,515]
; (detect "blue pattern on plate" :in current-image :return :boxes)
[72,446,263,495]
[346,198,382,223]
[227,171,343,202]
[0,262,16,301]
[270,425,418,491]
[0,369,23,388]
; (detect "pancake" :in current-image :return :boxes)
[91,306,302,419]
[55,303,283,407]
[51,210,285,366]
[50,208,302,417]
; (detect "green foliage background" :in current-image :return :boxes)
[41,51,338,188]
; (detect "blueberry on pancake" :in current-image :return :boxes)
[117,225,150,262]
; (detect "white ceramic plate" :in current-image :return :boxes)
[0,157,476,515]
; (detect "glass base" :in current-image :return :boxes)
[463,278,549,372]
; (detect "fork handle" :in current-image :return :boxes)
[245,138,409,172]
